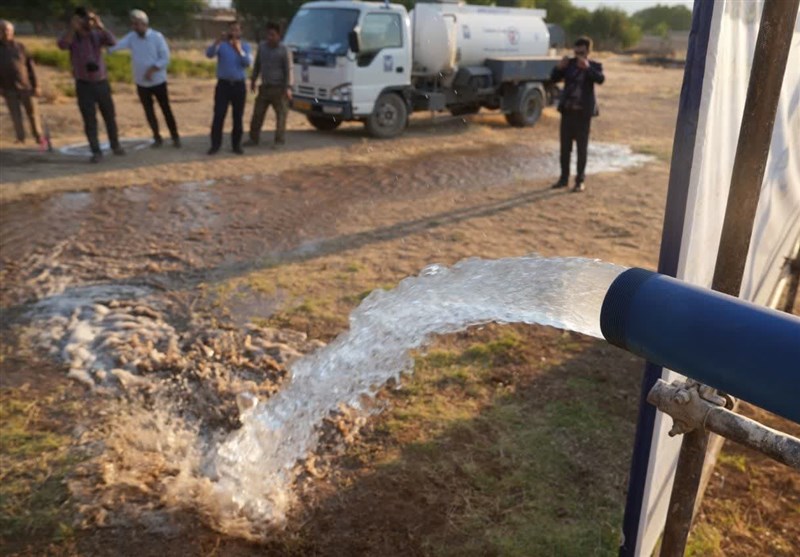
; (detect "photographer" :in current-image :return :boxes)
[206,20,252,155]
[57,6,123,163]
[550,36,604,192]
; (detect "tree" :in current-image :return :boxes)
[631,4,692,34]
[584,7,642,50]
[534,0,576,24]
[94,0,205,30]
[2,0,80,31]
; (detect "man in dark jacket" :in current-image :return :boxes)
[550,36,604,192]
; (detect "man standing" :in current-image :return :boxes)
[245,22,293,149]
[550,36,604,192]
[206,21,252,155]
[111,9,180,148]
[58,7,124,163]
[0,20,45,148]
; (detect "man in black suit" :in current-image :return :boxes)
[550,36,604,192]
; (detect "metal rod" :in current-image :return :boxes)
[647,379,800,469]
[660,0,800,555]
[784,249,800,314]
[705,407,800,469]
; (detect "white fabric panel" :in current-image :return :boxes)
[636,2,800,556]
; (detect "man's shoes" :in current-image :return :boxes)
[271,141,285,150]
[572,181,586,193]
[151,137,163,149]
[112,145,126,156]
[207,147,219,155]
[89,152,102,164]
[242,139,258,147]
[232,146,244,155]
[551,179,568,189]
[173,137,181,148]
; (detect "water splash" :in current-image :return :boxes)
[205,256,626,528]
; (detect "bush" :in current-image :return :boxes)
[30,48,71,72]
[31,47,217,82]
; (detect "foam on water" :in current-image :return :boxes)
[205,256,626,527]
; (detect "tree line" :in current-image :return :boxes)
[232,0,692,51]
[5,0,692,50]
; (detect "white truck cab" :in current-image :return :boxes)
[285,1,412,137]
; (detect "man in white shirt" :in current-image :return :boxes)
[111,9,180,147]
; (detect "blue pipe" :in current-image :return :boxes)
[600,268,800,423]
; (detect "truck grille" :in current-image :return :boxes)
[297,86,329,99]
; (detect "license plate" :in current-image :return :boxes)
[293,100,312,111]
[323,105,343,115]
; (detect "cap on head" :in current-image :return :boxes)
[130,9,149,25]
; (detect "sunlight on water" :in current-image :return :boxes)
[204,256,626,526]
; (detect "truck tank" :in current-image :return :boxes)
[411,2,550,77]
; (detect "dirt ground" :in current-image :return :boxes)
[1,54,798,556]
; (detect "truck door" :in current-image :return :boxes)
[352,10,411,116]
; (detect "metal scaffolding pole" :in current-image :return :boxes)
[658,1,800,555]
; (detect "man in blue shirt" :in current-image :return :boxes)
[206,21,252,155]
[111,10,180,148]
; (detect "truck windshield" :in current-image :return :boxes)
[285,8,360,56]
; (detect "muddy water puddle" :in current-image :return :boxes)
[0,141,650,308]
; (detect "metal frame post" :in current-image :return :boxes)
[658,1,800,555]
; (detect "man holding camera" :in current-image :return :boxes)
[206,20,252,155]
[58,7,123,163]
[550,36,604,193]
[111,10,180,149]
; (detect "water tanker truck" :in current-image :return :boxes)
[284,0,560,138]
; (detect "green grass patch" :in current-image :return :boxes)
[31,47,217,84]
[358,329,633,556]
[717,452,747,474]
[0,393,82,545]
[686,523,723,557]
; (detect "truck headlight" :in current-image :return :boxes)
[330,83,352,102]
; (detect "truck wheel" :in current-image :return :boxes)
[506,88,543,128]
[307,115,342,131]
[365,93,408,139]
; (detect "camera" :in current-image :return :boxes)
[85,62,99,73]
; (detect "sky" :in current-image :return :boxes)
[208,0,695,15]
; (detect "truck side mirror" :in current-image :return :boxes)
[348,29,361,53]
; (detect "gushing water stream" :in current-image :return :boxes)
[205,256,626,526]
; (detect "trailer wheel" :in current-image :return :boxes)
[506,88,544,128]
[307,115,342,131]
[365,93,408,138]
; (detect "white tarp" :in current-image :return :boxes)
[635,2,800,556]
